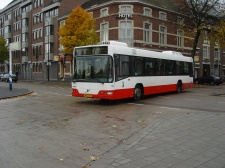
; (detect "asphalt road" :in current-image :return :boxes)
[0,81,224,168]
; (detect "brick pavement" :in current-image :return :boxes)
[1,81,225,168]
[90,107,225,168]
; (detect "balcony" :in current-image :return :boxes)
[45,35,54,43]
[22,41,28,48]
[22,56,28,63]
[22,12,29,19]
[4,19,12,26]
[22,26,29,33]
[4,33,11,39]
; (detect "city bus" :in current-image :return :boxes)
[72,41,193,100]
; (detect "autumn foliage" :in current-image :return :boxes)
[0,37,9,64]
[58,6,98,54]
[210,20,225,48]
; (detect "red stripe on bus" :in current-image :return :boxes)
[72,82,193,100]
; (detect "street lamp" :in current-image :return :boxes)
[35,14,50,81]
[9,44,12,91]
[45,19,50,81]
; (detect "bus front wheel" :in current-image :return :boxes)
[134,85,143,101]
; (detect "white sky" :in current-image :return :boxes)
[0,0,224,10]
[0,0,13,9]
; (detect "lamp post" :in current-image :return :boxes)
[45,19,50,81]
[35,14,50,81]
[9,43,12,91]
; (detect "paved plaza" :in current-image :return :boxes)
[0,82,225,168]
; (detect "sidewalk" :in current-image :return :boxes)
[0,86,32,99]
[0,80,71,99]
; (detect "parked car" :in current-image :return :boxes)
[0,73,18,82]
[194,75,223,85]
[0,73,4,80]
[221,75,225,83]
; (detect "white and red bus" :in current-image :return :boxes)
[72,41,193,100]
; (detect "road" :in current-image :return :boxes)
[0,81,224,168]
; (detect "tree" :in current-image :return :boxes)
[209,19,225,48]
[175,0,221,59]
[58,6,98,54]
[0,37,9,64]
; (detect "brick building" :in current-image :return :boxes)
[0,0,224,81]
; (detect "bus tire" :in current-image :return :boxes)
[176,81,182,94]
[134,85,143,101]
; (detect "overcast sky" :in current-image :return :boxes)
[0,0,13,9]
[0,0,225,10]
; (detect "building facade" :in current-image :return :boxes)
[0,0,224,81]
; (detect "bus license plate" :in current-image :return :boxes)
[84,94,92,98]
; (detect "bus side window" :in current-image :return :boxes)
[120,55,129,76]
[189,62,193,77]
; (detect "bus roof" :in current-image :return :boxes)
[74,41,193,62]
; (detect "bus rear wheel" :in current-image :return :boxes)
[134,85,143,101]
[176,81,182,93]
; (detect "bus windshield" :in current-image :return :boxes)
[73,55,113,83]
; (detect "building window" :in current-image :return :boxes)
[45,25,54,35]
[177,29,183,47]
[33,63,36,72]
[39,63,42,72]
[6,13,11,20]
[143,7,152,17]
[22,47,28,56]
[214,48,220,60]
[119,5,133,14]
[119,21,133,43]
[45,43,53,53]
[101,22,109,41]
[159,12,167,20]
[33,46,36,56]
[144,22,151,43]
[14,9,21,19]
[203,45,210,59]
[203,30,209,41]
[159,26,166,44]
[40,29,43,38]
[13,35,21,42]
[33,31,36,40]
[100,8,108,17]
[45,8,58,18]
[39,45,42,55]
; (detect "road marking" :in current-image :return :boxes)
[158,96,171,98]
[160,106,180,110]
[193,94,207,96]
[46,92,61,95]
[184,98,201,101]
[128,103,144,106]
